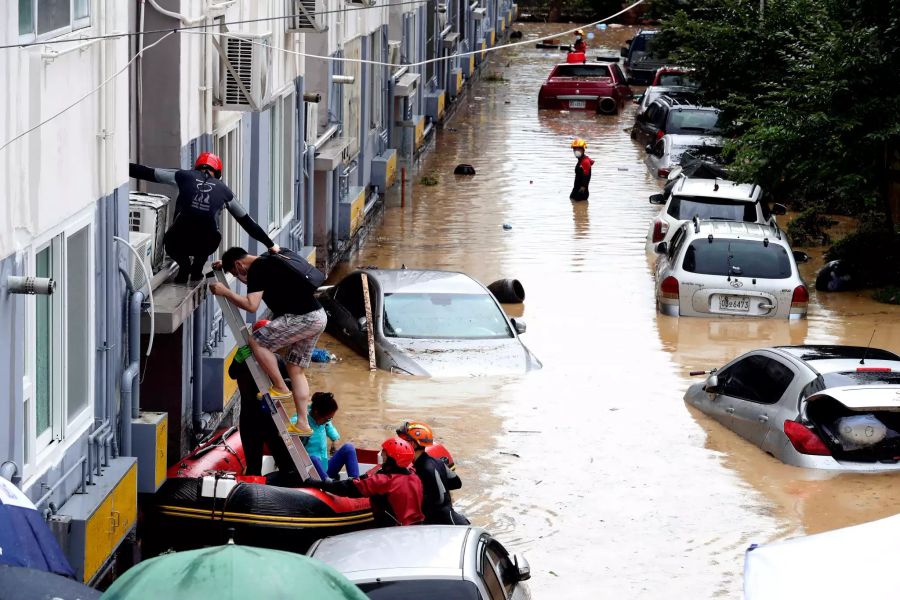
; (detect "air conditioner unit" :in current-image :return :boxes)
[128,192,171,273]
[128,232,154,291]
[285,0,326,32]
[304,102,318,143]
[216,32,272,111]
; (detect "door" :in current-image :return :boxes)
[329,274,369,352]
[718,354,795,447]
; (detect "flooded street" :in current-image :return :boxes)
[308,24,900,598]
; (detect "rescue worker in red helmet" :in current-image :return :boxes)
[129,153,279,284]
[569,139,595,201]
[299,437,424,526]
[572,29,587,53]
[397,421,469,525]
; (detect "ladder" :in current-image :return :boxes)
[210,268,321,481]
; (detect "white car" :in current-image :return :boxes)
[654,218,809,319]
[644,177,786,252]
[307,525,532,599]
[643,133,723,179]
[633,85,697,119]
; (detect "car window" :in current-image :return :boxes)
[666,109,724,134]
[612,64,627,83]
[333,274,366,319]
[667,197,757,222]
[720,355,795,404]
[682,239,793,279]
[382,293,514,339]
[486,542,518,595]
[652,140,665,157]
[553,65,612,78]
[821,371,900,387]
[658,73,697,87]
[358,579,481,599]
[479,543,507,600]
[644,103,659,123]
[667,226,687,261]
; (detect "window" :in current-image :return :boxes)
[667,109,725,135]
[268,93,295,233]
[19,0,91,39]
[215,124,244,257]
[552,65,612,78]
[382,293,513,339]
[667,197,757,222]
[720,355,795,404]
[343,38,362,158]
[370,32,384,130]
[426,0,436,83]
[682,239,793,279]
[24,215,94,476]
[485,542,517,595]
[358,579,480,599]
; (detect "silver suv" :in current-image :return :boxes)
[654,218,809,319]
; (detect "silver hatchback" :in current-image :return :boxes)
[654,218,809,319]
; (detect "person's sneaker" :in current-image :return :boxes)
[286,422,314,436]
[257,387,293,401]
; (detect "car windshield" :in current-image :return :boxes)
[682,239,793,279]
[821,371,900,387]
[553,65,611,78]
[358,579,481,599]
[631,34,657,54]
[382,293,513,339]
[657,73,698,88]
[667,109,724,134]
[667,196,757,222]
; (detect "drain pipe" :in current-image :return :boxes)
[305,145,316,245]
[191,302,207,434]
[331,168,341,251]
[119,283,144,457]
[0,461,18,482]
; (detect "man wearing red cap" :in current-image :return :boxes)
[129,153,279,283]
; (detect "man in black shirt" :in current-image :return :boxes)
[210,246,327,436]
[129,152,279,283]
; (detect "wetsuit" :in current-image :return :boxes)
[129,163,275,282]
[229,353,295,477]
[303,463,424,526]
[570,154,595,201]
[413,452,469,525]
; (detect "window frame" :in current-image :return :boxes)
[720,354,795,405]
[22,206,96,484]
[19,0,92,42]
[214,121,245,260]
[266,91,296,235]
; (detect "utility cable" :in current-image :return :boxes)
[0,31,174,152]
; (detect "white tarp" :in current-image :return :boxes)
[744,513,900,599]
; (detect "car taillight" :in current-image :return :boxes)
[791,285,809,308]
[656,129,665,140]
[652,220,669,242]
[657,167,670,178]
[660,276,679,300]
[857,367,892,372]
[783,420,831,456]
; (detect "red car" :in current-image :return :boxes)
[538,60,633,114]
[651,66,698,88]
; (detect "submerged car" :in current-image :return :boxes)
[633,96,725,147]
[685,345,900,471]
[317,269,542,376]
[654,219,809,319]
[308,525,532,599]
[651,66,699,88]
[620,29,664,85]
[644,133,723,179]
[537,61,632,114]
[633,85,697,120]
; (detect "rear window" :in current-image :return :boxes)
[667,196,757,222]
[553,65,612,78]
[821,371,900,387]
[666,109,724,134]
[358,579,480,599]
[682,239,793,279]
[657,74,697,88]
[631,34,657,54]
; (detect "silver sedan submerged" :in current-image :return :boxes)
[685,345,900,471]
[317,269,542,376]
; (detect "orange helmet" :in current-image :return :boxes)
[396,421,434,448]
[571,138,588,150]
[194,152,223,178]
[252,319,270,332]
[381,437,415,468]
[575,29,585,36]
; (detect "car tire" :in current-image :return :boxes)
[487,279,526,303]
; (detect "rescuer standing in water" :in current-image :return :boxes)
[570,138,595,201]
[572,29,587,53]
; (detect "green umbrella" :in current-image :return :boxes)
[101,544,367,600]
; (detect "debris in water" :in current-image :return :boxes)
[474,96,485,101]
[529,180,533,184]
[454,164,476,175]
[420,175,439,186]
[617,167,628,172]
[499,451,521,458]
[502,223,512,230]
[508,429,540,433]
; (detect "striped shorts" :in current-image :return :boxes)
[252,308,327,368]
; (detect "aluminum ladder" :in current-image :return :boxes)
[210,268,320,481]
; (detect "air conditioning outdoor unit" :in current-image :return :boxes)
[128,232,154,292]
[128,192,171,273]
[285,0,327,32]
[216,32,272,111]
[304,102,318,143]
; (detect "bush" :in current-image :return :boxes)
[873,286,900,305]
[824,229,900,288]
[787,206,837,247]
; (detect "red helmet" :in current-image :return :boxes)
[195,152,222,178]
[381,437,415,468]
[252,319,270,332]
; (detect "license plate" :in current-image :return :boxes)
[718,295,750,312]
[569,100,586,109]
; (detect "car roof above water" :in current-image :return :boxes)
[364,269,488,295]
[773,345,900,373]
[673,177,760,202]
[688,220,781,241]
[309,526,477,577]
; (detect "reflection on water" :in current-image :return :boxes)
[308,23,900,599]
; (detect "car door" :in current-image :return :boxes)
[480,538,529,600]
[717,354,795,447]
[635,103,661,145]
[644,138,664,173]
[326,274,369,353]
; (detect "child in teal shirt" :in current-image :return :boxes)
[292,392,359,480]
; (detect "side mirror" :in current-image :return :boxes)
[703,374,719,395]
[620,47,628,57]
[793,250,810,263]
[512,553,531,581]
[510,318,526,334]
[654,241,668,254]
[645,144,653,153]
[357,317,368,332]
[649,193,666,205]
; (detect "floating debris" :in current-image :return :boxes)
[502,223,513,230]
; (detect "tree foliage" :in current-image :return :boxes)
[652,0,900,223]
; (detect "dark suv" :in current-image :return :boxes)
[632,96,725,147]
[620,30,665,85]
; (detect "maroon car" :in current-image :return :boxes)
[538,61,633,114]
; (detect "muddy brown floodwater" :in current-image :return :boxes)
[303,23,900,599]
